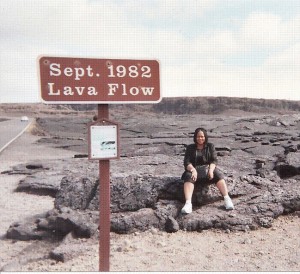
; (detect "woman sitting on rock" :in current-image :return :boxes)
[181,127,234,214]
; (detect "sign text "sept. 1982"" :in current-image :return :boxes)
[39,57,161,104]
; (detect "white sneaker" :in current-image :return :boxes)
[224,196,234,210]
[181,203,192,214]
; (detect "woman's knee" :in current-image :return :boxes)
[184,181,195,189]
[216,178,226,186]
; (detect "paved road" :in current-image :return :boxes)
[0,117,33,153]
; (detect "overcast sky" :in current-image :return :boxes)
[1,0,300,103]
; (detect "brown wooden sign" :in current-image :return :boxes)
[38,56,161,103]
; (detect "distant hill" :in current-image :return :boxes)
[150,97,300,114]
[60,96,300,114]
[1,97,299,115]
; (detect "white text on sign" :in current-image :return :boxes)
[47,63,155,97]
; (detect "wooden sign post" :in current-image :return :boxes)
[38,56,160,271]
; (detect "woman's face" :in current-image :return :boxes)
[196,131,206,146]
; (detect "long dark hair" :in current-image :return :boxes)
[193,127,208,145]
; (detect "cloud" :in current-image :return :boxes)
[161,11,300,101]
[117,0,217,26]
[238,12,300,50]
[264,43,300,70]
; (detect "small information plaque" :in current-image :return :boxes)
[88,119,120,160]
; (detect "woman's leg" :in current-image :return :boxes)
[181,181,194,214]
[184,181,195,202]
[216,179,228,196]
[216,179,234,210]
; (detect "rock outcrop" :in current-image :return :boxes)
[2,111,300,262]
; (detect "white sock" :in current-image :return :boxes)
[224,195,230,200]
[185,200,192,205]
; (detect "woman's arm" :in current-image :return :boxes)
[207,143,218,180]
[183,145,195,170]
[209,143,218,165]
[208,163,216,180]
[184,145,197,181]
[187,163,197,181]
[186,163,196,172]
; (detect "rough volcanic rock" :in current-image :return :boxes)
[54,176,98,210]
[7,171,300,241]
[3,112,300,244]
[16,174,63,197]
[45,209,98,238]
[165,216,180,233]
[6,219,53,241]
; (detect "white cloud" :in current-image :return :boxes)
[238,12,300,50]
[118,0,217,25]
[241,13,283,48]
[264,42,300,71]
